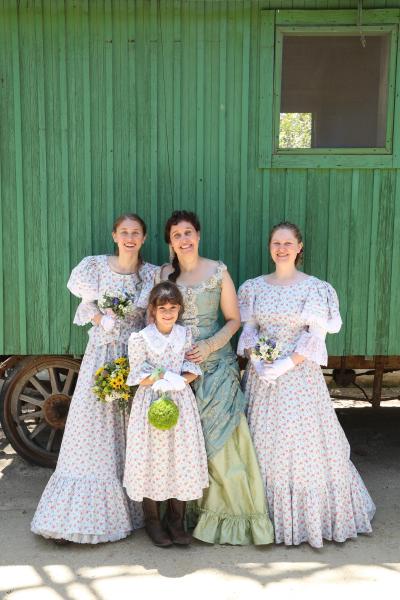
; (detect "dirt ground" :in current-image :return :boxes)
[0,406,399,600]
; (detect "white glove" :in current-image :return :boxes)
[152,379,173,393]
[100,315,115,332]
[260,357,295,382]
[163,371,186,391]
[250,356,265,376]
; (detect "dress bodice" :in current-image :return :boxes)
[175,261,227,342]
[238,275,342,363]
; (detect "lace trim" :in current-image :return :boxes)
[296,330,328,366]
[237,323,259,357]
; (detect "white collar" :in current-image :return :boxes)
[141,323,186,354]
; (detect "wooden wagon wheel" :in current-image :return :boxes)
[0,356,80,468]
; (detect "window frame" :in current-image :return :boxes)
[259,9,400,169]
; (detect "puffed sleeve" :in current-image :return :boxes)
[237,279,259,357]
[136,263,158,309]
[126,332,155,386]
[181,328,202,377]
[67,256,100,326]
[295,279,342,366]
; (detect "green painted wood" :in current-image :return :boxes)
[388,170,400,354]
[1,0,400,357]
[345,170,374,354]
[11,5,27,353]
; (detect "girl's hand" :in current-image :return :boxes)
[185,341,210,364]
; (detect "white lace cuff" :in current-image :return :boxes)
[237,323,259,357]
[73,301,99,326]
[295,327,328,366]
[181,360,202,377]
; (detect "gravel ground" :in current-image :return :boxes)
[0,407,399,600]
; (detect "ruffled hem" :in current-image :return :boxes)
[31,472,133,545]
[31,527,131,545]
[187,505,274,546]
[269,467,376,548]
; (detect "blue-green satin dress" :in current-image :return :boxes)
[172,262,274,545]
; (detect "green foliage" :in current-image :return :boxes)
[279,113,312,149]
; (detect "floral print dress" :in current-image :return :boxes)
[123,323,209,501]
[238,275,376,548]
[31,255,157,544]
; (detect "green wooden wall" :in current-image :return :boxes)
[1,0,400,356]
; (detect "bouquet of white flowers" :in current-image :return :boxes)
[98,291,135,319]
[251,337,280,363]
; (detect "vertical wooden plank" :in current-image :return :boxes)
[284,169,307,235]
[0,132,3,351]
[373,171,395,354]
[127,0,137,211]
[10,2,27,352]
[195,1,205,221]
[345,170,373,354]
[35,0,50,352]
[366,170,381,355]
[105,0,114,228]
[327,171,352,356]
[150,0,159,261]
[173,0,182,209]
[218,0,227,262]
[258,9,275,167]
[388,171,400,354]
[305,169,329,280]
[261,170,272,275]
[239,1,251,282]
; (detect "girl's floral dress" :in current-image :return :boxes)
[238,275,376,548]
[31,255,157,543]
[123,323,209,501]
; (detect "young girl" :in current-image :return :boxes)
[123,281,209,547]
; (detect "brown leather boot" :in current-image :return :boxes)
[142,498,173,547]
[165,499,192,545]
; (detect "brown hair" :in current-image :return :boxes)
[164,210,201,282]
[148,281,184,320]
[112,213,147,268]
[269,221,304,266]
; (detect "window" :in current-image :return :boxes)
[259,10,400,168]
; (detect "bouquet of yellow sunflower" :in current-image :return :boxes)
[93,356,135,411]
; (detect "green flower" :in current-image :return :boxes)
[148,395,179,430]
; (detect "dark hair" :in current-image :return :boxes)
[268,221,304,266]
[164,210,201,282]
[112,213,147,269]
[148,281,184,320]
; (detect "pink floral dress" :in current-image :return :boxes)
[238,275,376,548]
[123,323,209,502]
[31,255,157,543]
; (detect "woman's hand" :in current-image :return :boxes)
[185,341,210,364]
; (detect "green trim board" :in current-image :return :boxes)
[259,10,400,168]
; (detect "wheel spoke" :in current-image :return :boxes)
[48,368,60,394]
[19,410,43,422]
[28,376,50,399]
[46,428,57,452]
[20,393,45,408]
[62,369,75,395]
[29,420,48,440]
